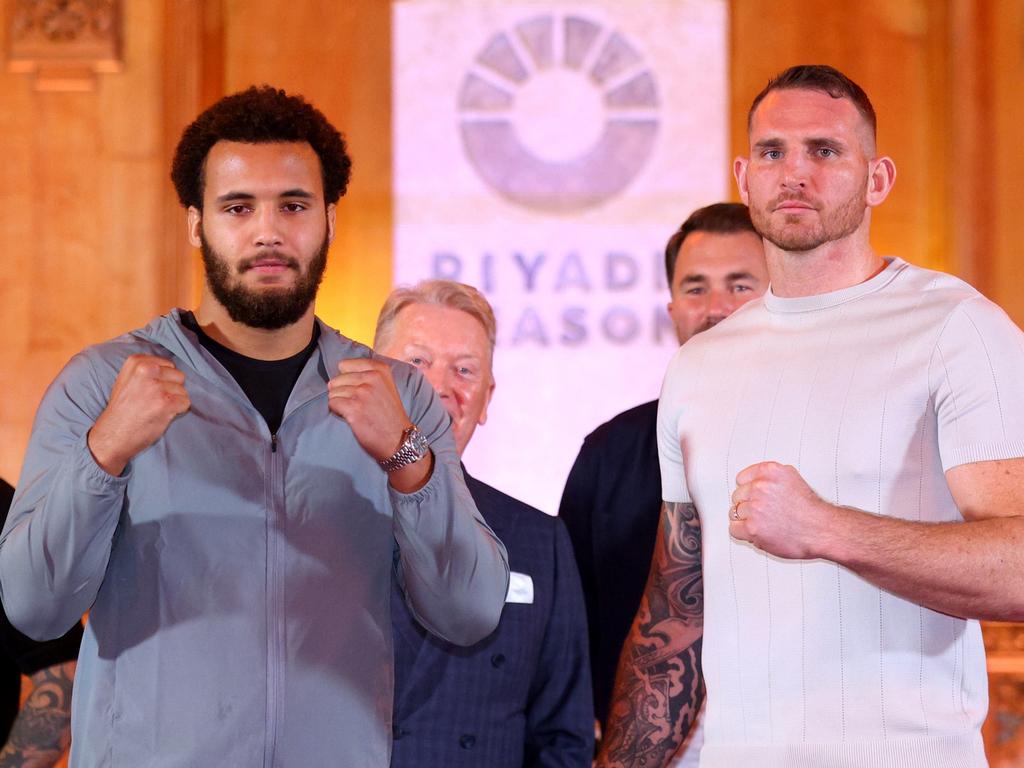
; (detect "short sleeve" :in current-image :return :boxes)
[658,350,692,503]
[932,295,1024,470]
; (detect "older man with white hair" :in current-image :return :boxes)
[376,280,594,767]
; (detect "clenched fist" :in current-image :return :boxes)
[327,358,414,464]
[729,461,837,560]
[88,354,191,476]
[327,358,432,492]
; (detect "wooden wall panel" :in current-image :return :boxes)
[221,0,393,347]
[729,0,953,274]
[986,0,1024,324]
[0,0,173,481]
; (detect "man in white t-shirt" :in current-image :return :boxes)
[598,64,1024,768]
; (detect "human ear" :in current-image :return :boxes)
[866,156,896,207]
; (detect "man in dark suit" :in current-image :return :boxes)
[375,280,593,767]
[558,203,767,764]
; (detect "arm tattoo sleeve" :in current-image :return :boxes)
[0,660,75,768]
[598,501,703,768]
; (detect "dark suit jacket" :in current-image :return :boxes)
[557,400,662,726]
[391,471,593,767]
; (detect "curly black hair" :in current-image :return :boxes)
[170,85,352,210]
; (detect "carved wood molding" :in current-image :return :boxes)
[5,0,122,91]
[984,623,1024,767]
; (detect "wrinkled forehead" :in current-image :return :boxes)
[392,303,495,364]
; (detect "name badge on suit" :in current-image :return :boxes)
[506,571,534,604]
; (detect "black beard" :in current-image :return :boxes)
[200,232,329,330]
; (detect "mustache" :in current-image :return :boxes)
[237,252,300,272]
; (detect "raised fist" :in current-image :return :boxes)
[729,461,835,560]
[327,357,411,463]
[88,354,191,476]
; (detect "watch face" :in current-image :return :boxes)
[409,427,429,456]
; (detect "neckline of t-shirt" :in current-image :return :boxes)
[763,257,906,314]
[179,310,320,369]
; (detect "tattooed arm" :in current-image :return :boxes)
[596,501,703,768]
[0,660,75,768]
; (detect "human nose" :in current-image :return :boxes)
[780,153,809,190]
[252,207,284,247]
[707,289,731,321]
[424,366,453,400]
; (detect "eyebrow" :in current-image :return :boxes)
[680,271,760,285]
[752,138,785,152]
[403,342,482,361]
[726,271,759,282]
[214,189,316,203]
[805,137,844,150]
[753,136,846,152]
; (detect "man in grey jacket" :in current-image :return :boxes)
[0,86,509,768]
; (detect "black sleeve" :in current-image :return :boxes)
[557,442,601,707]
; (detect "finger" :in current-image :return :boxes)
[168,395,191,415]
[157,367,186,385]
[731,484,752,505]
[327,380,376,401]
[329,370,380,388]
[735,463,766,485]
[729,518,752,542]
[161,382,190,398]
[126,354,175,371]
[338,358,386,375]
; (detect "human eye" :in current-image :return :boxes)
[282,202,308,213]
[224,204,251,215]
[814,146,839,159]
[732,284,753,293]
[762,149,783,160]
[684,286,705,296]
[408,356,428,368]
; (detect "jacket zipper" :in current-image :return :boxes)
[265,433,283,767]
[264,398,319,766]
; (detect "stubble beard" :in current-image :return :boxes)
[200,230,329,330]
[752,187,867,253]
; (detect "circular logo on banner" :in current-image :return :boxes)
[458,14,660,215]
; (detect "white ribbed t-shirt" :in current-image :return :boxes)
[658,258,1024,768]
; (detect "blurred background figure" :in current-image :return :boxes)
[376,280,594,767]
[559,203,767,764]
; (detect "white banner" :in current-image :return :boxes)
[393,0,728,512]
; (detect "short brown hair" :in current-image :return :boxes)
[664,203,757,286]
[374,280,497,364]
[747,64,876,140]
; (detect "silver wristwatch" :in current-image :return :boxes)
[378,425,430,473]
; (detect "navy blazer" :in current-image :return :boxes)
[558,400,662,726]
[391,470,594,767]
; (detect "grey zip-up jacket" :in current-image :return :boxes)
[0,310,509,767]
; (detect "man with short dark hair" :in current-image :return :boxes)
[599,64,1024,768]
[376,280,594,767]
[559,203,766,765]
[0,86,508,767]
